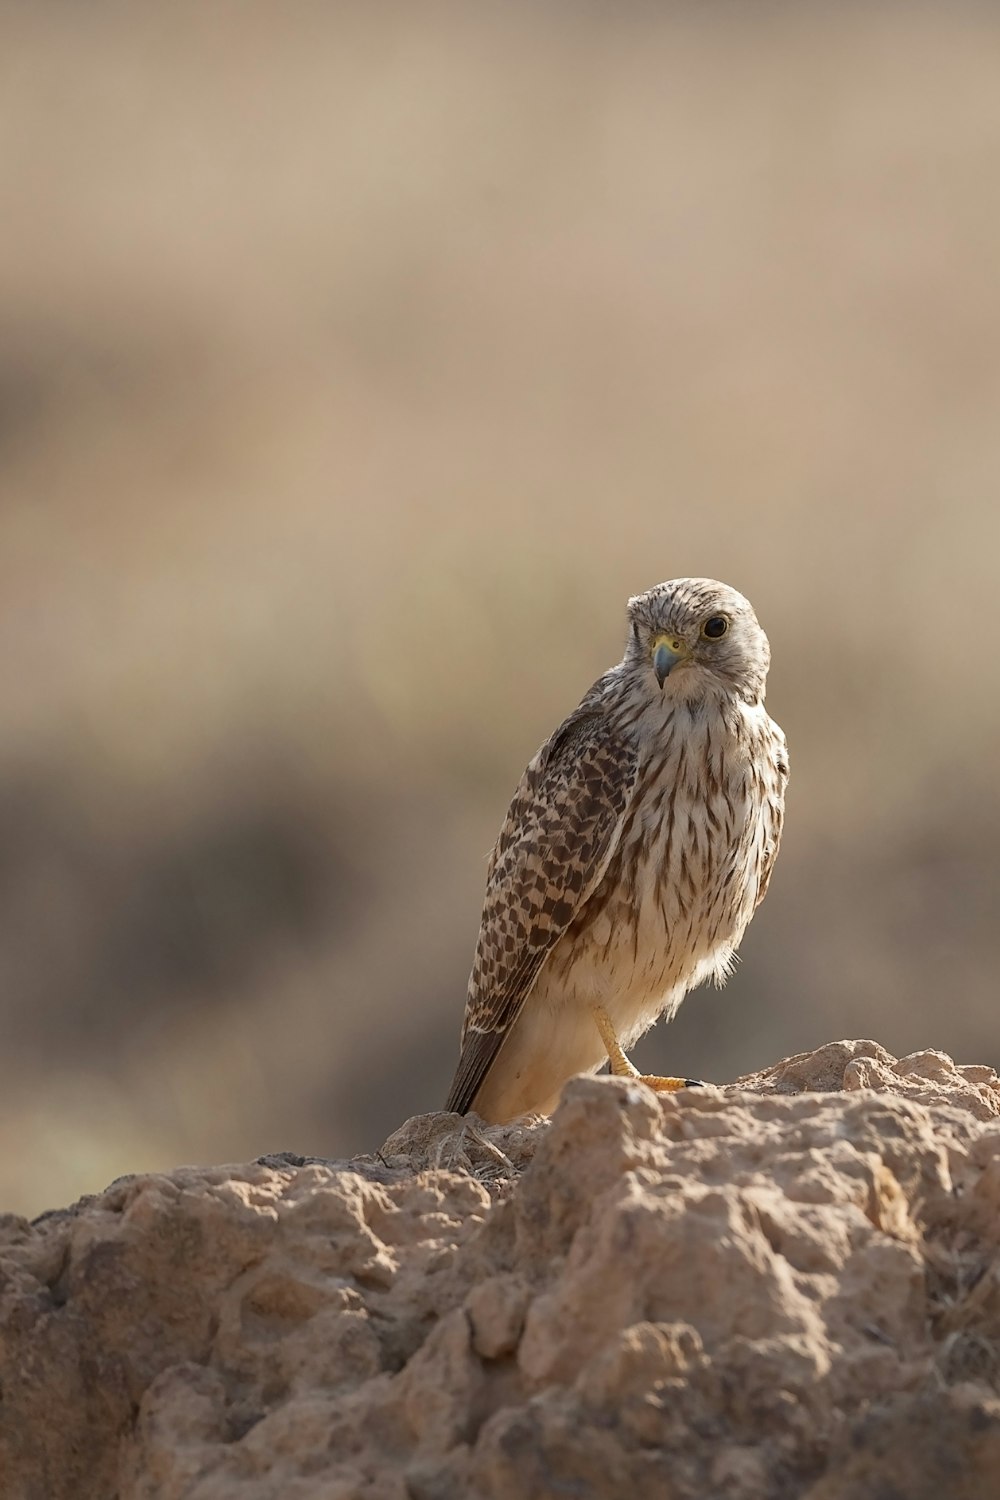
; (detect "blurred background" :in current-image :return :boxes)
[2,1,998,1217]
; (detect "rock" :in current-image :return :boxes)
[2,1041,1000,1499]
[740,1038,1000,1122]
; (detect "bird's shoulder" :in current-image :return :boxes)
[755,709,789,789]
[490,668,634,871]
[769,715,790,775]
[727,699,789,772]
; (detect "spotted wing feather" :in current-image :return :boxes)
[445,704,639,1115]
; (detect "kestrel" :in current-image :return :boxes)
[445,578,788,1123]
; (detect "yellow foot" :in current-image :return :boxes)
[591,1005,704,1091]
[637,1074,704,1092]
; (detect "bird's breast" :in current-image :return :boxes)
[546,710,778,1037]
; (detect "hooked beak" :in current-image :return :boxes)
[652,634,690,688]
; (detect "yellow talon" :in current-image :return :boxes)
[592,1004,703,1090]
[638,1074,700,1092]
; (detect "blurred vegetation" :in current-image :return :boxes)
[2,1,998,1216]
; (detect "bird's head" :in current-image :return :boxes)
[624,578,771,705]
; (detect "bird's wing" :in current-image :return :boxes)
[754,727,789,910]
[444,704,639,1115]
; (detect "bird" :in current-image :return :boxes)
[444,577,788,1123]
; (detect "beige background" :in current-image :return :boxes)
[2,2,998,1216]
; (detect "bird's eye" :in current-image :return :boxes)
[701,615,729,640]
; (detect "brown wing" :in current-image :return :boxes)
[444,704,639,1115]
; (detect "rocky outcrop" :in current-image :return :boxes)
[3,1039,1000,1499]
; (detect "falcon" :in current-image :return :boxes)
[445,578,788,1122]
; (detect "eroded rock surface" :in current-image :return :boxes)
[3,1041,1000,1499]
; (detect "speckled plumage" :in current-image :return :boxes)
[445,579,788,1122]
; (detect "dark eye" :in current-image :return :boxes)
[701,615,729,640]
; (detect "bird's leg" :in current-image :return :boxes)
[592,1003,641,1077]
[591,1005,702,1092]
